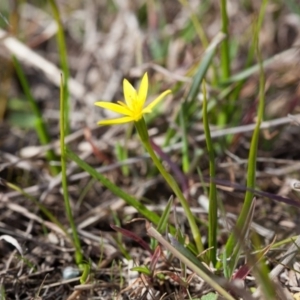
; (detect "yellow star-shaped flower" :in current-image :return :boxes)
[95,73,171,125]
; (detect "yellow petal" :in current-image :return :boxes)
[98,116,134,125]
[137,73,148,108]
[117,101,133,112]
[95,101,131,116]
[143,89,171,113]
[123,79,137,110]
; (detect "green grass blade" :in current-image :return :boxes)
[150,196,173,250]
[179,106,190,173]
[178,0,209,48]
[169,234,211,272]
[217,0,234,127]
[59,76,83,266]
[115,142,129,176]
[220,0,230,80]
[186,32,226,104]
[67,149,161,225]
[12,56,60,176]
[156,196,173,234]
[250,235,277,299]
[69,141,197,254]
[0,286,5,300]
[226,2,268,125]
[226,198,256,276]
[80,263,90,284]
[202,80,218,266]
[223,2,267,274]
[222,48,284,84]
[49,0,70,134]
[141,136,204,255]
[164,32,226,146]
[147,225,236,300]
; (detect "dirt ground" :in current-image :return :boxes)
[1,1,300,299]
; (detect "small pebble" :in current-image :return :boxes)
[62,266,81,279]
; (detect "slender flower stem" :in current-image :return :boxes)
[95,73,203,254]
[136,119,204,254]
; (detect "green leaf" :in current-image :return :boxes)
[8,112,37,128]
[131,266,151,276]
[201,292,218,300]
